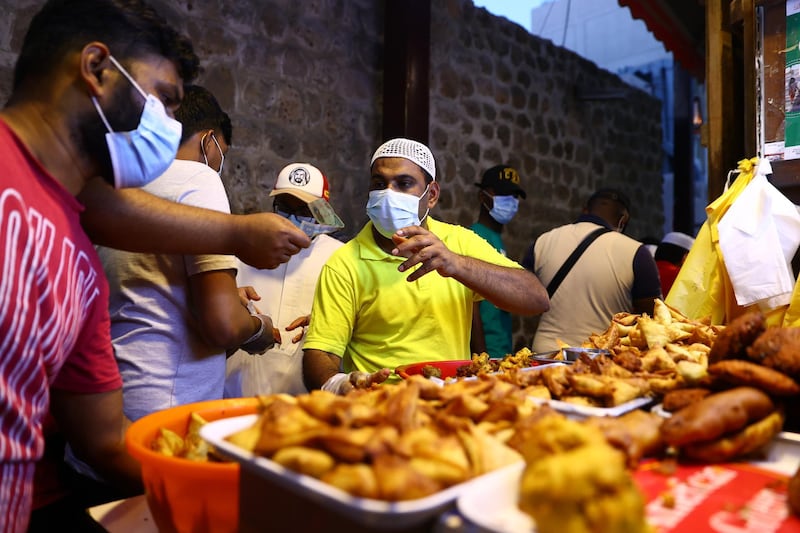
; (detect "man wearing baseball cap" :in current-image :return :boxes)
[225,163,344,396]
[469,165,527,358]
[302,139,549,394]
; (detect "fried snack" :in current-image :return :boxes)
[746,327,800,378]
[152,412,211,461]
[707,359,800,397]
[271,446,335,478]
[421,365,441,379]
[321,463,380,498]
[585,409,665,467]
[152,428,185,457]
[661,387,712,412]
[708,310,765,363]
[517,416,648,533]
[789,465,800,516]
[682,410,784,463]
[660,387,775,447]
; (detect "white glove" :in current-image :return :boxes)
[320,371,377,395]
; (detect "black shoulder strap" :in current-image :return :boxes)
[546,226,612,298]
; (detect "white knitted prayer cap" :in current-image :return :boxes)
[370,138,436,180]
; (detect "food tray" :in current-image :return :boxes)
[530,348,610,365]
[430,362,654,418]
[529,395,655,419]
[394,360,470,380]
[201,415,524,531]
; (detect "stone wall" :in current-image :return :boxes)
[0,0,664,351]
[429,1,663,350]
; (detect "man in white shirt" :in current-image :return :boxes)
[225,163,344,396]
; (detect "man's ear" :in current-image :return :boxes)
[427,181,440,208]
[618,213,630,232]
[79,42,113,98]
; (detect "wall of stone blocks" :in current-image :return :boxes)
[430,1,664,350]
[0,0,664,352]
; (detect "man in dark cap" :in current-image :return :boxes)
[469,165,527,358]
[521,187,661,352]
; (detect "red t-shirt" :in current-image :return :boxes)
[0,120,121,529]
[657,259,681,298]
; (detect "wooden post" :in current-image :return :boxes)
[706,0,740,202]
[382,0,431,143]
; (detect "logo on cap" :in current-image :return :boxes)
[288,167,311,187]
[500,167,520,184]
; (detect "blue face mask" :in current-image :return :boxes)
[366,185,430,239]
[90,55,182,189]
[485,193,519,224]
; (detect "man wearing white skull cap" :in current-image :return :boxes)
[302,138,550,394]
[656,231,696,296]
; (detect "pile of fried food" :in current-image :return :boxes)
[152,411,213,461]
[225,376,532,500]
[454,348,536,378]
[513,412,651,533]
[656,310,800,463]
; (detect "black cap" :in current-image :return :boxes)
[587,188,630,211]
[475,165,526,199]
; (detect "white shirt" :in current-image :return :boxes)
[225,233,343,396]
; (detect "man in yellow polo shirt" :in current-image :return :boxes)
[302,138,550,394]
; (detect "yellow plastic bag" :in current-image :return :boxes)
[665,157,793,326]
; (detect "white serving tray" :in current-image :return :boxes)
[200,414,524,531]
[529,395,655,419]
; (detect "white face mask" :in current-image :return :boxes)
[366,184,430,239]
[91,55,182,189]
[201,132,225,175]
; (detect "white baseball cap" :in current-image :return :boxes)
[270,163,330,204]
[370,138,436,180]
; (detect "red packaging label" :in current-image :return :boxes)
[635,461,800,532]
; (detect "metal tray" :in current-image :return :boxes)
[201,415,524,531]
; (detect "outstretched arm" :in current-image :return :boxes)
[302,349,390,393]
[78,178,310,269]
[392,226,550,315]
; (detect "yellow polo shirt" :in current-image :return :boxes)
[304,217,524,380]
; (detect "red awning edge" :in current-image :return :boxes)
[618,0,705,81]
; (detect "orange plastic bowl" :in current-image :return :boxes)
[125,397,261,533]
[395,360,470,380]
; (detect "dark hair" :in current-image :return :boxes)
[13,0,199,91]
[175,85,232,146]
[654,242,687,265]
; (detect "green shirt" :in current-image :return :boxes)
[305,217,523,381]
[469,222,513,358]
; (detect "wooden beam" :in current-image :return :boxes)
[381,0,431,143]
[741,0,757,157]
[706,0,736,202]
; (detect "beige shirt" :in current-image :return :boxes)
[532,221,641,351]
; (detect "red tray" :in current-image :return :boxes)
[394,360,470,380]
[635,460,800,532]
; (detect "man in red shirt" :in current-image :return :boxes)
[0,1,308,531]
[655,231,695,297]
